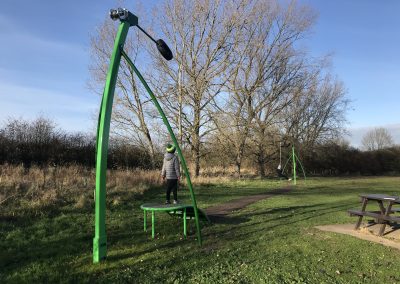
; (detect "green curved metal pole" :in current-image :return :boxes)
[120,50,202,245]
[282,146,306,185]
[292,145,297,185]
[282,155,291,174]
[94,11,202,264]
[294,153,307,182]
[93,22,130,263]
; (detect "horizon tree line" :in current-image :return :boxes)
[0,115,398,176]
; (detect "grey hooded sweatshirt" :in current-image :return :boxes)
[161,152,180,179]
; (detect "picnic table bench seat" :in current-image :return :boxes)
[348,209,400,223]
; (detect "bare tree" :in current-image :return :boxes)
[213,0,317,176]
[362,127,394,151]
[281,74,349,153]
[150,0,248,176]
[3,116,58,145]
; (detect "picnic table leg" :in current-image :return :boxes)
[152,210,155,239]
[378,201,393,236]
[143,210,147,232]
[183,208,187,239]
[355,197,368,230]
[377,201,386,224]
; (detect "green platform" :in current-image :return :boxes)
[140,203,209,239]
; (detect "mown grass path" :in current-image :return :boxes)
[205,187,291,222]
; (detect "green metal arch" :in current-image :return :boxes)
[93,20,202,263]
[281,145,307,185]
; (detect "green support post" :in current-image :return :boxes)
[93,22,130,263]
[152,211,155,239]
[292,145,297,185]
[143,210,147,232]
[183,208,187,238]
[120,50,202,245]
[294,153,307,182]
[282,145,306,185]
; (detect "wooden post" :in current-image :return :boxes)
[379,201,393,236]
[355,197,368,230]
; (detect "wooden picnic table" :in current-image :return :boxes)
[348,194,400,236]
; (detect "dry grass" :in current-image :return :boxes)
[0,165,262,213]
[0,164,162,213]
[199,165,257,177]
[0,164,252,213]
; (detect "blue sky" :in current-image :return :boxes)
[0,0,158,133]
[302,0,400,145]
[0,1,399,146]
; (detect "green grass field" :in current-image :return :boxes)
[1,177,400,283]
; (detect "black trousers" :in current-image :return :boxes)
[276,169,289,180]
[166,179,178,201]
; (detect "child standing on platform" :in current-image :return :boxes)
[161,143,180,204]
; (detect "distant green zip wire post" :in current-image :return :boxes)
[93,8,202,263]
[294,149,307,184]
[292,145,297,185]
[282,144,307,186]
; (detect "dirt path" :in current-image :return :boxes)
[204,187,291,222]
[316,223,400,251]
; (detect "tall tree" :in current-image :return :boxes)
[362,127,394,151]
[282,74,349,152]
[150,0,246,176]
[214,0,317,176]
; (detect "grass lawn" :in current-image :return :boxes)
[1,177,400,283]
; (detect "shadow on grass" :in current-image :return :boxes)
[206,202,356,242]
[289,185,400,197]
[207,214,251,224]
[105,237,185,262]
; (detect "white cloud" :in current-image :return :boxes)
[0,81,99,132]
[0,13,85,57]
[0,13,95,133]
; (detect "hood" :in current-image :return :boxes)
[164,152,175,161]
